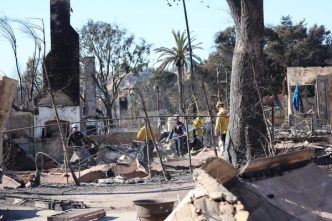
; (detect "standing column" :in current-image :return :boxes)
[83,57,96,117]
[0,76,18,164]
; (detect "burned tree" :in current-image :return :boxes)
[0,16,23,101]
[225,0,267,166]
[80,20,151,120]
[0,15,46,108]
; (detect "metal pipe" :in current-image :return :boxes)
[184,117,192,173]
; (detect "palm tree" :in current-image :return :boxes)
[154,30,202,114]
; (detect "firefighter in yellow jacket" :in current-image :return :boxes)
[136,122,157,164]
[214,102,229,153]
[192,114,204,141]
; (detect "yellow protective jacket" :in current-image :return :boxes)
[193,117,204,137]
[214,108,229,136]
[136,125,157,141]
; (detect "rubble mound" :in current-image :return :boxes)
[166,168,248,221]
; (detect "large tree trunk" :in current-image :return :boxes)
[105,102,113,120]
[225,0,267,166]
[177,66,184,114]
[103,98,114,129]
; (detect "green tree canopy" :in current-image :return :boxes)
[264,16,332,93]
[206,16,332,97]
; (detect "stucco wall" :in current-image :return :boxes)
[34,106,80,138]
[287,67,332,118]
[34,106,80,162]
[7,112,33,140]
[287,67,332,86]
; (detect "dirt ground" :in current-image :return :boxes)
[0,172,194,220]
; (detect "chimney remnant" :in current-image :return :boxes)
[41,0,80,105]
[83,57,96,117]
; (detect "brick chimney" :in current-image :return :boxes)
[41,0,80,106]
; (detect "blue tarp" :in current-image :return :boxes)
[292,86,303,112]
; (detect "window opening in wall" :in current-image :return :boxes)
[291,84,316,114]
[44,120,69,138]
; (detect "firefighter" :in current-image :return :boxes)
[136,122,157,164]
[166,114,187,157]
[214,102,229,154]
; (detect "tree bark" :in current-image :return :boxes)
[177,66,184,114]
[105,100,113,119]
[104,99,114,128]
[225,0,266,166]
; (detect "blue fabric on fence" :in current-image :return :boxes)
[292,86,301,112]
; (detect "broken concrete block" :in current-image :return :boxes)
[165,167,246,221]
[219,214,236,221]
[114,175,126,184]
[234,210,249,221]
[193,168,236,203]
[98,175,126,184]
[200,157,238,185]
[25,181,31,188]
[0,175,21,189]
[117,154,132,164]
[97,178,115,184]
[107,159,149,179]
[12,172,34,186]
[95,146,132,164]
[219,202,234,215]
[76,164,110,183]
[78,170,105,183]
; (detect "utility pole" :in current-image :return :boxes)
[182,0,196,104]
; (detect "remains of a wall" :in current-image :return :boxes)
[328,77,332,126]
[7,112,34,154]
[41,0,80,105]
[287,67,332,86]
[34,106,80,161]
[287,67,332,125]
[32,0,81,162]
[88,130,138,145]
[7,112,33,140]
[0,76,18,163]
[83,57,96,117]
[34,106,80,138]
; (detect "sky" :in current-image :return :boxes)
[1,0,332,80]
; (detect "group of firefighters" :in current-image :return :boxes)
[134,101,230,165]
[66,101,230,165]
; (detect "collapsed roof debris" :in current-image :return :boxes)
[167,150,332,221]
